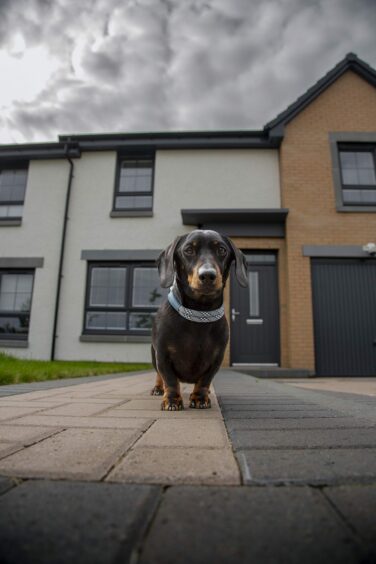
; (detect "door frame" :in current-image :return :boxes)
[230,250,281,366]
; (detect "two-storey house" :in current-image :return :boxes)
[1,53,375,376]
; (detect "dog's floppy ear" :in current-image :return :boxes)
[223,236,248,287]
[157,235,187,288]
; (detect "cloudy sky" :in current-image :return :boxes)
[0,0,375,144]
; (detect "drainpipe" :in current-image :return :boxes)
[51,143,79,361]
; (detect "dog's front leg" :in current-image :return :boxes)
[189,357,223,409]
[157,358,184,411]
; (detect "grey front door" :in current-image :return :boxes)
[312,258,376,376]
[230,252,280,365]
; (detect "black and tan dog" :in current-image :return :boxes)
[151,229,248,410]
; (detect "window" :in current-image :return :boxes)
[0,163,28,220]
[113,157,154,212]
[84,263,167,335]
[0,270,34,340]
[339,145,376,206]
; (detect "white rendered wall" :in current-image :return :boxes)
[56,149,280,362]
[0,160,70,359]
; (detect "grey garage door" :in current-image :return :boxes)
[311,259,376,376]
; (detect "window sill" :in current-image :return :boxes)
[110,211,153,218]
[80,334,152,343]
[0,219,22,227]
[0,339,29,348]
[337,205,376,212]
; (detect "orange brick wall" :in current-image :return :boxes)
[280,70,376,370]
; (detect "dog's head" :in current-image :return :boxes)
[157,230,248,298]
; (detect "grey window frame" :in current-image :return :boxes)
[0,161,29,223]
[83,261,165,336]
[330,132,376,212]
[0,269,34,341]
[111,154,155,217]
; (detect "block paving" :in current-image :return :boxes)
[0,369,375,564]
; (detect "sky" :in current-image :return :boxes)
[0,0,375,144]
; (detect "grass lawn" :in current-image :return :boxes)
[0,353,152,386]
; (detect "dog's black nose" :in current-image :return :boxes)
[198,266,217,283]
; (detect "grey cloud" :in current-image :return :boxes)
[0,0,375,142]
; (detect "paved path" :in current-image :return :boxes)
[0,370,375,564]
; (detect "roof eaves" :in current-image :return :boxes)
[264,53,376,135]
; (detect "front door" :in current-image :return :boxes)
[230,252,280,365]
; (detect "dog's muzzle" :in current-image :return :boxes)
[198,264,217,284]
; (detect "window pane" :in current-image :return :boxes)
[115,195,152,210]
[0,274,33,312]
[340,152,356,168]
[7,205,23,217]
[343,189,376,204]
[89,267,126,307]
[17,274,33,293]
[0,315,29,336]
[119,159,153,193]
[355,152,374,168]
[0,169,27,202]
[0,184,11,202]
[248,271,260,317]
[132,268,167,307]
[129,312,155,331]
[86,311,127,331]
[358,168,376,185]
[340,151,376,186]
[342,169,358,185]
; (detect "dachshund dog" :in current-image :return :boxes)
[151,229,248,410]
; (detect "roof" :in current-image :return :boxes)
[264,53,376,137]
[58,129,277,150]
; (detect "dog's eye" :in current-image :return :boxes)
[184,245,195,256]
[218,246,227,257]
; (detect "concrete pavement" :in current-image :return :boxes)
[0,369,375,563]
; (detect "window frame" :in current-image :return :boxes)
[83,261,165,336]
[329,132,376,212]
[0,268,35,341]
[0,161,29,222]
[112,154,155,215]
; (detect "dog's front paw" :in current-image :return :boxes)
[189,393,211,409]
[150,385,164,396]
[161,396,184,411]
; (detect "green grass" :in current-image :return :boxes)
[0,353,152,386]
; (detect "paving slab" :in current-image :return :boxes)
[107,447,240,485]
[324,485,376,546]
[9,414,153,430]
[225,417,372,430]
[0,405,47,421]
[0,428,140,480]
[0,425,62,445]
[237,448,376,485]
[231,428,376,449]
[136,419,229,448]
[220,409,337,418]
[0,476,15,495]
[139,485,368,564]
[0,480,160,564]
[39,402,119,417]
[0,443,23,459]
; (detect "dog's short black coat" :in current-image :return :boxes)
[151,229,248,410]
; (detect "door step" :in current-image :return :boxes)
[230,366,315,378]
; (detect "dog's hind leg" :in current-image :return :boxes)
[151,371,164,396]
[150,346,165,396]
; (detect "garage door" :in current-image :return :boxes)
[311,259,376,376]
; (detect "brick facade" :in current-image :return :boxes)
[280,70,376,371]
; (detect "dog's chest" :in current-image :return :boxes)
[167,328,225,380]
